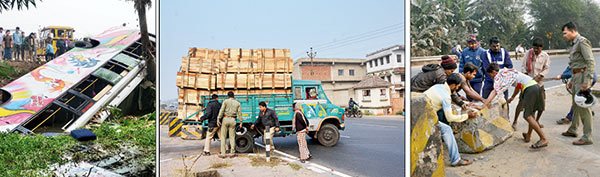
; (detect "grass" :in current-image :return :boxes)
[289,163,302,171]
[208,162,232,169]
[0,111,156,176]
[363,110,374,116]
[0,61,19,80]
[249,156,281,167]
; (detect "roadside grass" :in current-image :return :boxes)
[249,156,281,167]
[0,111,156,176]
[208,162,232,169]
[289,163,302,171]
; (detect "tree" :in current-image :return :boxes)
[0,0,37,13]
[470,0,529,50]
[125,0,155,84]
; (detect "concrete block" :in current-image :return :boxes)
[410,92,445,177]
[449,100,513,153]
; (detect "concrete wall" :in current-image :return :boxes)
[330,63,366,81]
[410,92,445,177]
[322,82,357,107]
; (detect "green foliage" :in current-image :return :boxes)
[0,112,156,176]
[0,61,18,80]
[363,110,374,116]
[0,133,76,176]
[412,0,600,56]
[0,0,38,13]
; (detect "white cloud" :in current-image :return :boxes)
[0,0,155,39]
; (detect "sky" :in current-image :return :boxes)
[1,0,156,39]
[160,0,405,101]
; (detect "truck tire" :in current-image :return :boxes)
[317,124,339,147]
[235,131,254,153]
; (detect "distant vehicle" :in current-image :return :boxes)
[37,26,75,57]
[0,26,154,134]
[345,105,363,118]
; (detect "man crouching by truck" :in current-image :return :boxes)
[199,94,221,156]
[217,91,243,158]
[251,102,280,150]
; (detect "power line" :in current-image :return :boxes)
[311,23,404,49]
[315,25,404,50]
[316,28,402,52]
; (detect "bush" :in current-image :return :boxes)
[363,110,374,116]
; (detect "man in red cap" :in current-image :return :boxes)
[411,55,458,92]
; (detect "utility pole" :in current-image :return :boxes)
[307,47,317,76]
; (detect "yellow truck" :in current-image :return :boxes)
[37,26,75,56]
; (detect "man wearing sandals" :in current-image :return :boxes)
[511,38,550,131]
[484,63,549,149]
[424,73,478,166]
[560,22,594,145]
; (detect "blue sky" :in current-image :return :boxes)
[160,0,405,101]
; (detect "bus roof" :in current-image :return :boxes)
[0,26,140,131]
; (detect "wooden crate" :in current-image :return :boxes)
[177,104,203,121]
[176,72,216,89]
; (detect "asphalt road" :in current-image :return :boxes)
[258,117,405,177]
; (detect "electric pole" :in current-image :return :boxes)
[307,47,317,76]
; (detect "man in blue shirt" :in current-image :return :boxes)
[12,27,23,61]
[460,35,486,99]
[481,37,513,101]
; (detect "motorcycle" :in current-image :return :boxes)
[345,105,363,118]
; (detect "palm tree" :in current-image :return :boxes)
[0,0,37,13]
[125,0,155,83]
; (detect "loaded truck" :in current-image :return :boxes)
[183,80,345,153]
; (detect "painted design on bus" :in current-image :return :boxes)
[0,26,141,130]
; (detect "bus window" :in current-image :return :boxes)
[305,87,318,100]
[57,30,64,38]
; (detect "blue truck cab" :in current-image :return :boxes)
[198,80,345,153]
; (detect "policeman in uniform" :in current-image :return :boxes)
[217,91,243,157]
[561,22,595,145]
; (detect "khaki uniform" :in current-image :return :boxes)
[567,34,595,143]
[217,98,242,155]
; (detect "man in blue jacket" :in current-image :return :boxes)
[460,35,486,99]
[481,37,513,101]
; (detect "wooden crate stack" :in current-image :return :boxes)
[176,48,293,120]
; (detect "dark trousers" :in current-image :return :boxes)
[467,81,482,101]
[45,53,55,61]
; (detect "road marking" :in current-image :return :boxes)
[340,135,351,138]
[159,154,200,163]
[350,122,399,129]
[254,142,352,177]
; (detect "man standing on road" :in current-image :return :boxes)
[511,38,550,130]
[251,102,281,150]
[199,94,222,156]
[3,30,12,60]
[12,27,23,61]
[560,22,595,145]
[484,63,548,148]
[460,35,486,98]
[424,73,477,166]
[555,66,597,125]
[481,37,513,100]
[217,91,243,157]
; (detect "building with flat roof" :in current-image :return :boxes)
[293,58,366,107]
[365,45,405,114]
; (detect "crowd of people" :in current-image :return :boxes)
[412,22,595,167]
[0,26,71,62]
[199,92,312,163]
